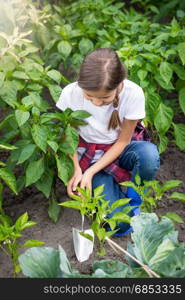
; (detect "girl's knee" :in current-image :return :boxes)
[138,142,160,176]
[141,142,160,163]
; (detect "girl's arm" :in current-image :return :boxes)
[85,119,138,177]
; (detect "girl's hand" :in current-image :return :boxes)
[80,169,93,196]
[67,167,83,197]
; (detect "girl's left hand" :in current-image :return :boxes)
[80,169,93,195]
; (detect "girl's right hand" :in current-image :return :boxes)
[67,167,83,197]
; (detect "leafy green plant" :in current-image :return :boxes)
[0,147,43,276]
[120,174,185,223]
[32,0,185,153]
[60,185,133,255]
[0,1,92,222]
[0,212,44,276]
[117,16,185,153]
[18,213,185,278]
[0,106,90,222]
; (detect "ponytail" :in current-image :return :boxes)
[108,93,121,130]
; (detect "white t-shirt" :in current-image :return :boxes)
[56,79,145,162]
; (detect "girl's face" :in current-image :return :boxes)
[83,82,123,106]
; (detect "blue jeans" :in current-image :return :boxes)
[92,141,160,236]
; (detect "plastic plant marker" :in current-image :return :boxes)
[72,215,94,262]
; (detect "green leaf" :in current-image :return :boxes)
[79,38,94,55]
[137,70,147,81]
[110,198,131,211]
[0,72,5,88]
[31,124,48,153]
[177,42,185,65]
[145,93,161,123]
[25,157,45,187]
[120,181,136,189]
[80,232,94,242]
[92,260,129,277]
[149,238,175,268]
[165,212,184,224]
[155,74,174,90]
[179,87,185,114]
[169,192,185,202]
[35,168,54,198]
[23,240,45,247]
[135,174,141,185]
[48,84,62,102]
[47,70,62,84]
[158,133,168,153]
[32,107,40,117]
[0,167,17,194]
[59,245,73,276]
[112,212,131,223]
[60,126,79,155]
[130,213,175,265]
[107,219,116,230]
[156,245,185,277]
[57,41,72,58]
[172,123,185,151]
[55,154,74,185]
[154,103,173,134]
[19,221,37,230]
[172,64,185,80]
[15,110,30,127]
[15,212,28,231]
[47,141,58,153]
[0,81,18,108]
[59,200,81,210]
[17,144,36,164]
[18,247,61,278]
[0,143,17,150]
[13,71,29,80]
[159,62,173,84]
[71,110,91,119]
[94,185,105,197]
[48,194,61,223]
[96,227,106,241]
[161,180,182,193]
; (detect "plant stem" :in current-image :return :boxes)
[0,245,10,258]
[105,237,160,278]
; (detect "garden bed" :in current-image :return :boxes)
[1,142,185,278]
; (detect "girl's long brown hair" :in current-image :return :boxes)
[78,48,127,130]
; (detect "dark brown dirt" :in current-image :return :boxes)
[0,140,185,278]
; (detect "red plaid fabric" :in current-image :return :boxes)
[78,121,150,183]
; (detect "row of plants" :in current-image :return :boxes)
[0,1,92,222]
[29,0,185,153]
[18,212,185,278]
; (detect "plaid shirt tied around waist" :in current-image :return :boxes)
[78,121,150,184]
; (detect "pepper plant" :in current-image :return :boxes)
[120,174,185,223]
[60,184,133,255]
[0,144,44,276]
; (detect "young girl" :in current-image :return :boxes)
[56,48,160,236]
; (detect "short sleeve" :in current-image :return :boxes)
[56,84,71,111]
[124,87,146,120]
